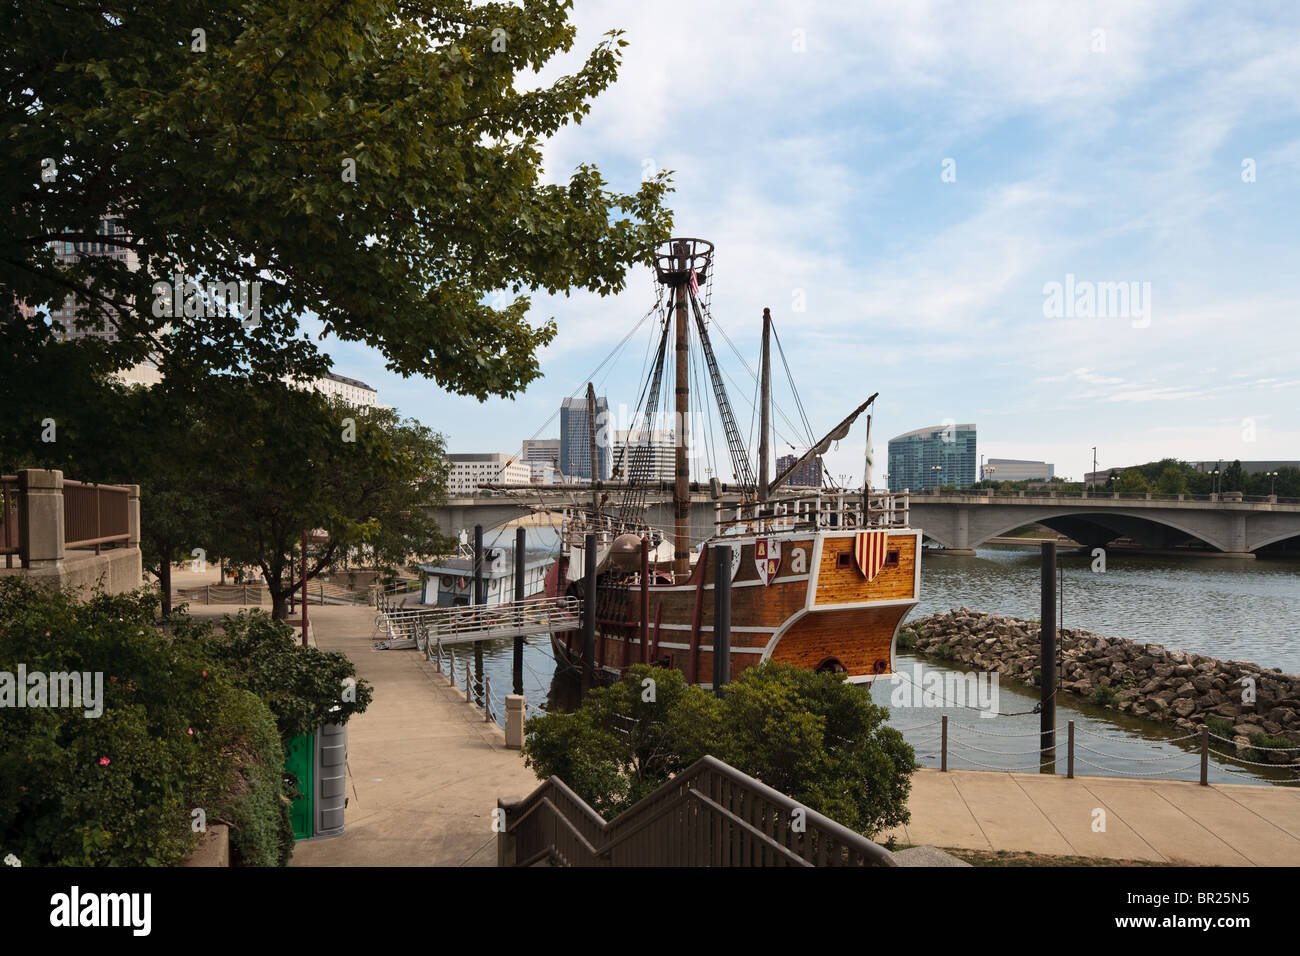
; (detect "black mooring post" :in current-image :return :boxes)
[1040,540,1057,773]
[582,532,597,695]
[513,526,526,696]
[713,545,732,695]
[474,524,484,708]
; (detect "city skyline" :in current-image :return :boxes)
[285,2,1296,484]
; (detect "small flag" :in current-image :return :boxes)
[689,269,700,298]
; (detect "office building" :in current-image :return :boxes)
[559,395,611,480]
[447,453,530,495]
[522,439,562,483]
[612,430,676,482]
[888,423,977,492]
[49,216,139,342]
[984,458,1054,482]
[775,453,823,488]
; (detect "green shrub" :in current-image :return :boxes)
[896,630,916,651]
[524,662,915,837]
[1206,717,1235,739]
[1089,685,1119,707]
[932,643,957,661]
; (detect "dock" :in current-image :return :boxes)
[885,768,1300,865]
[285,605,538,867]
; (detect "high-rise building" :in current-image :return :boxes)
[984,458,1054,481]
[49,216,139,342]
[559,395,611,480]
[521,439,562,483]
[888,423,977,491]
[775,453,823,488]
[447,454,530,495]
[612,430,675,482]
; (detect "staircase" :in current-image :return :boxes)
[498,755,896,867]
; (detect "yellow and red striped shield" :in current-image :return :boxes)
[852,531,890,582]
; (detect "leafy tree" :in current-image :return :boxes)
[3,0,672,395]
[1114,469,1150,493]
[523,663,915,836]
[1220,459,1245,493]
[1156,465,1189,495]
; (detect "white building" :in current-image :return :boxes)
[448,453,530,495]
[521,439,561,483]
[307,372,378,407]
[612,429,675,482]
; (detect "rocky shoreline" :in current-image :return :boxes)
[900,610,1300,760]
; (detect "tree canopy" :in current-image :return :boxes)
[523,663,916,836]
[3,0,673,396]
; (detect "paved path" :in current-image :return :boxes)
[266,605,539,867]
[884,768,1300,865]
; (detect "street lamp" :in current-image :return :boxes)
[1091,446,1097,492]
[931,464,943,492]
[1268,470,1279,495]
[1210,469,1220,497]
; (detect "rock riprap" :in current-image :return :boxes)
[901,610,1300,755]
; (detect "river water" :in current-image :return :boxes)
[461,541,1300,785]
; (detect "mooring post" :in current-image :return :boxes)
[513,526,525,696]
[1040,541,1057,773]
[640,537,650,665]
[1200,726,1209,786]
[713,545,732,695]
[474,523,484,708]
[582,532,597,694]
[941,714,948,772]
[1067,720,1075,779]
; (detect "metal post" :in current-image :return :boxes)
[582,532,597,693]
[513,526,525,696]
[474,524,484,708]
[1067,720,1075,778]
[941,715,948,772]
[301,529,309,646]
[1040,541,1057,772]
[1200,726,1209,786]
[713,545,731,695]
[640,537,650,665]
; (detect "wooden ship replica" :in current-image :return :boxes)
[543,238,922,687]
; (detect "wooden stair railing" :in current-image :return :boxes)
[498,755,896,867]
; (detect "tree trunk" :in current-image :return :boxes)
[271,589,288,620]
[159,559,172,617]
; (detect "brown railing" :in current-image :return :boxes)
[0,477,17,567]
[499,755,896,867]
[0,474,132,567]
[62,479,131,552]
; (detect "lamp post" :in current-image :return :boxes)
[1268,471,1279,495]
[1091,447,1097,492]
[1210,469,1220,497]
[931,464,943,492]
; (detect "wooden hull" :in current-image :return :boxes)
[550,529,921,687]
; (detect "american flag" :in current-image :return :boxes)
[689,268,700,298]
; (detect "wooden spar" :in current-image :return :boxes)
[758,307,772,503]
[586,381,600,523]
[640,536,650,665]
[769,393,878,493]
[688,545,707,683]
[673,254,692,576]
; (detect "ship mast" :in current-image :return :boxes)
[672,244,691,576]
[758,307,772,503]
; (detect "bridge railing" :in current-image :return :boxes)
[912,489,1300,505]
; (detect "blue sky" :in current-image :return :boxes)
[308,0,1300,483]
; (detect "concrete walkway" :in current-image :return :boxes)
[262,605,540,867]
[884,768,1300,865]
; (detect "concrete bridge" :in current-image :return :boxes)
[430,488,1300,557]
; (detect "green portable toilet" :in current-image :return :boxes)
[285,733,314,840]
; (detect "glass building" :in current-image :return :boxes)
[887,424,977,491]
[559,395,611,481]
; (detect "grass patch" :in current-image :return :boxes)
[1089,685,1120,707]
[942,848,1170,867]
